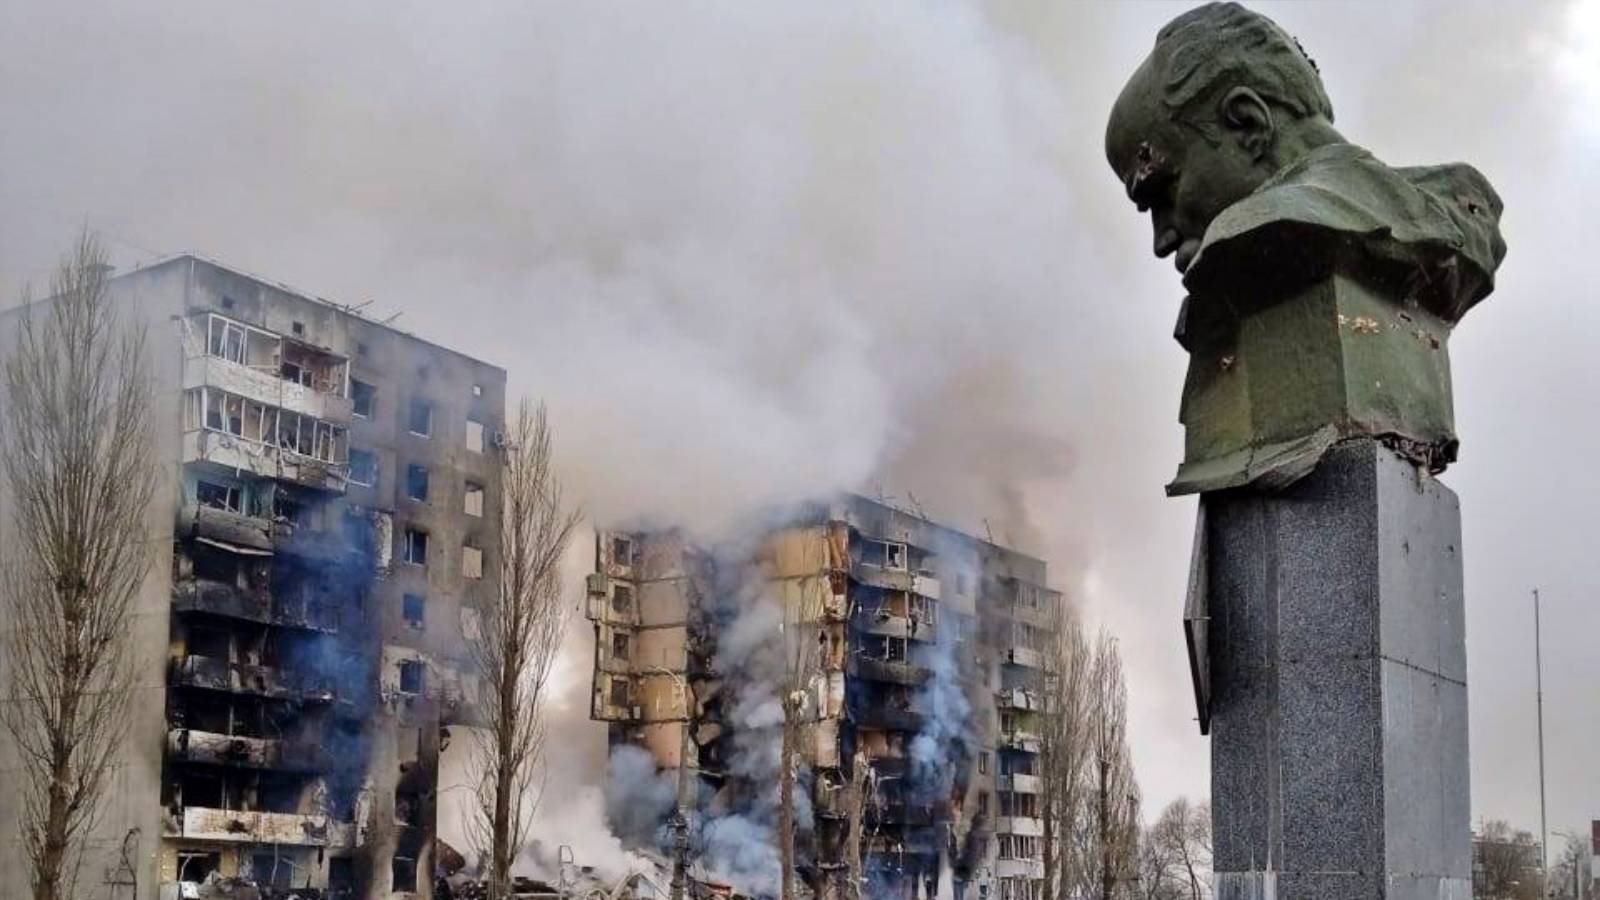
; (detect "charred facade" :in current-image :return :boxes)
[588,497,1058,900]
[0,255,504,900]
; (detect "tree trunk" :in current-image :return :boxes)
[491,655,518,899]
[1042,773,1056,900]
[1100,756,1112,900]
[779,702,798,900]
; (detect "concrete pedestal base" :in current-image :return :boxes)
[1206,439,1470,900]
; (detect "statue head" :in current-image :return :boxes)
[1105,3,1339,273]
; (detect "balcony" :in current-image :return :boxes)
[995,688,1045,712]
[169,655,336,703]
[995,858,1045,880]
[271,519,358,565]
[1005,646,1043,670]
[855,612,936,644]
[999,730,1042,754]
[172,580,339,634]
[994,816,1044,837]
[851,704,922,733]
[849,656,930,687]
[850,564,942,601]
[166,729,326,772]
[164,806,354,848]
[868,800,939,826]
[181,430,348,494]
[177,503,273,554]
[184,351,353,425]
[998,773,1042,794]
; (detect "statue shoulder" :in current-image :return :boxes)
[1184,143,1506,321]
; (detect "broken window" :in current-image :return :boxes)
[407,398,432,437]
[885,637,907,662]
[462,543,483,579]
[351,379,376,417]
[349,449,378,487]
[611,535,634,567]
[464,481,484,517]
[886,542,907,570]
[609,678,631,708]
[328,858,355,898]
[611,584,634,614]
[403,594,425,630]
[403,529,428,566]
[251,853,294,889]
[611,632,631,661]
[465,418,484,453]
[208,317,247,363]
[176,852,220,883]
[405,464,429,501]
[188,623,231,660]
[391,857,418,893]
[180,771,224,808]
[196,480,242,514]
[278,410,308,455]
[312,421,347,463]
[398,659,424,694]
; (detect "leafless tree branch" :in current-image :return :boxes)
[0,231,156,900]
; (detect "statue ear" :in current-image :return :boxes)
[1220,87,1274,158]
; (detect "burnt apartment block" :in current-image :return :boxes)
[587,496,1059,900]
[0,255,505,900]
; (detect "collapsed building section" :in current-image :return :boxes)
[588,496,1060,900]
[0,255,504,900]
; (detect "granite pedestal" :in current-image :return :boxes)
[1206,439,1470,900]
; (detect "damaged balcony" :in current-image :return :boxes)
[181,387,351,494]
[848,655,931,687]
[185,312,354,423]
[165,806,354,848]
[170,655,336,703]
[166,729,328,772]
[173,580,340,635]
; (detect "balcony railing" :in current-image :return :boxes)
[994,815,1045,837]
[164,806,354,847]
[854,612,937,643]
[166,728,326,772]
[850,656,931,687]
[169,655,336,702]
[995,858,1046,880]
[173,580,339,634]
[997,773,1042,794]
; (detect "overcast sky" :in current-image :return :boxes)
[2,0,1596,849]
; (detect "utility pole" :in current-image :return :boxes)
[1535,589,1549,898]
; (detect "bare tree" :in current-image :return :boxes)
[467,400,581,900]
[1088,634,1138,900]
[1151,797,1210,900]
[0,233,156,900]
[1040,598,1093,900]
[1475,820,1542,900]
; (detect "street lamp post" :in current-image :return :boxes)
[648,666,694,900]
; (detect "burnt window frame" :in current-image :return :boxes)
[405,464,429,502]
[402,593,425,630]
[407,398,432,437]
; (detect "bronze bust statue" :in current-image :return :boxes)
[1105,2,1506,495]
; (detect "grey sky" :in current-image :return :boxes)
[1,0,1595,850]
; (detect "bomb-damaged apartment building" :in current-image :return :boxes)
[587,497,1060,900]
[0,255,504,900]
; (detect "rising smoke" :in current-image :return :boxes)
[5,0,1599,874]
